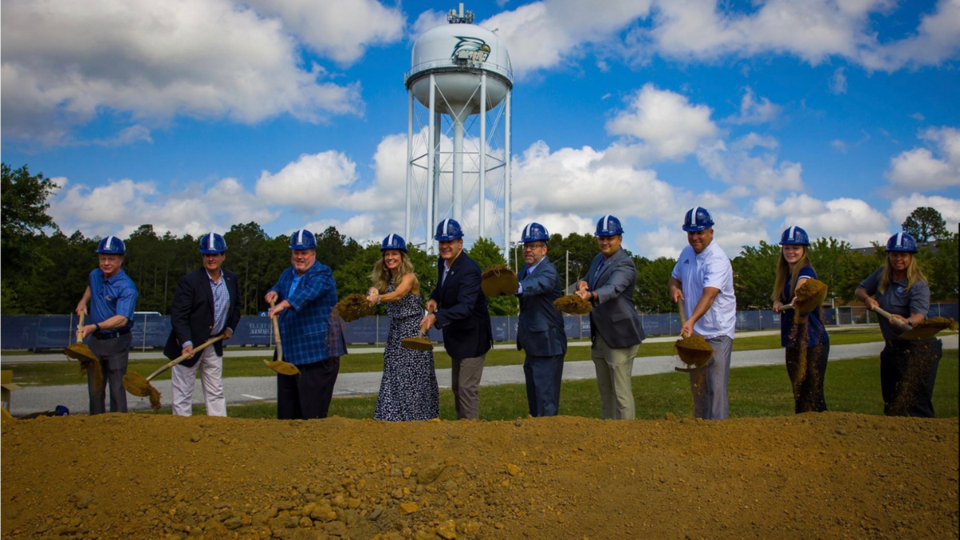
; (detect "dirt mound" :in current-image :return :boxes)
[2,414,957,539]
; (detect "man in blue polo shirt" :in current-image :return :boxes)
[75,236,139,414]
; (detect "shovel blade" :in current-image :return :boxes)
[63,344,97,365]
[401,337,434,351]
[264,359,300,376]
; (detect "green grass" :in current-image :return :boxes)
[144,353,957,421]
[6,328,906,387]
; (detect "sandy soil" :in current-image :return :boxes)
[2,413,957,539]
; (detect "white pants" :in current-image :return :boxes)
[171,346,226,417]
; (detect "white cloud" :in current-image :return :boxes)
[889,193,960,233]
[829,67,848,94]
[857,0,960,71]
[244,0,404,65]
[831,140,848,153]
[623,0,959,72]
[255,152,359,211]
[514,213,595,240]
[726,87,782,125]
[304,214,380,246]
[481,0,654,76]
[511,140,682,220]
[754,193,890,247]
[605,84,720,163]
[48,176,279,238]
[696,134,804,193]
[886,126,960,191]
[1,0,363,145]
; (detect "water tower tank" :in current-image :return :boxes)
[406,21,512,117]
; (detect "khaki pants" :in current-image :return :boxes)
[451,355,485,420]
[171,346,226,417]
[591,335,638,420]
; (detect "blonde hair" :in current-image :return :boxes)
[771,246,811,304]
[877,253,927,294]
[371,251,414,293]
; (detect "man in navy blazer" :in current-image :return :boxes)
[164,233,241,416]
[516,222,567,417]
[576,215,645,420]
[422,219,492,420]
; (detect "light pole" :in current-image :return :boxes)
[565,250,570,293]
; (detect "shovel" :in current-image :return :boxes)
[873,306,955,340]
[785,279,829,317]
[63,313,102,389]
[401,327,434,351]
[63,312,98,364]
[264,301,300,376]
[122,335,226,410]
[402,308,435,351]
[674,302,714,373]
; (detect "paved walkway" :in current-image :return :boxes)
[7,335,955,416]
[1,330,785,363]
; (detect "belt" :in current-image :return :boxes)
[94,328,131,340]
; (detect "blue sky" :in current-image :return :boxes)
[2,0,959,260]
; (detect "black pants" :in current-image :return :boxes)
[785,341,830,414]
[881,339,942,418]
[87,333,131,414]
[277,357,340,420]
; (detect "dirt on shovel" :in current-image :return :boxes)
[553,294,592,315]
[122,372,161,411]
[333,293,374,323]
[674,334,714,368]
[900,317,956,341]
[481,264,519,297]
[792,278,828,317]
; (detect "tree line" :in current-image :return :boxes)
[3,162,957,316]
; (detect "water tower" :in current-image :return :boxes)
[404,4,513,262]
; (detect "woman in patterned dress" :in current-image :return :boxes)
[366,234,440,421]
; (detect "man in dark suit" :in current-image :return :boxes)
[576,215,645,420]
[421,218,492,420]
[516,222,567,417]
[163,232,241,416]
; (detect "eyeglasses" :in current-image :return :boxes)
[522,243,546,251]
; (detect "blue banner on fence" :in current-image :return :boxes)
[2,303,956,350]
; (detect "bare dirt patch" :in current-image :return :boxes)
[2,413,957,539]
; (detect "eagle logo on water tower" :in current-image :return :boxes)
[452,36,490,65]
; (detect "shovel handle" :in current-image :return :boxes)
[76,313,85,343]
[677,301,691,338]
[145,335,225,382]
[872,306,911,330]
[269,300,283,363]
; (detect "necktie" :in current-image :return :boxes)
[592,259,606,289]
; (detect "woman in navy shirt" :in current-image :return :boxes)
[856,232,941,417]
[772,227,829,413]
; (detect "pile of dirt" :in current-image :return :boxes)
[2,413,957,539]
[334,295,375,324]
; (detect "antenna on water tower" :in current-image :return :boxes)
[404,3,513,264]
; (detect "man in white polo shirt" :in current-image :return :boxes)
[668,207,736,420]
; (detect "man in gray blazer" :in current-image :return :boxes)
[516,222,567,417]
[575,215,645,420]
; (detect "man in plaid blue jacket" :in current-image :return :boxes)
[266,229,347,419]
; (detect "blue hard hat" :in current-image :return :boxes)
[521,222,550,244]
[55,405,70,416]
[594,215,623,237]
[682,207,714,232]
[434,218,464,241]
[886,232,918,253]
[198,232,228,254]
[779,226,810,246]
[96,236,126,255]
[289,229,317,250]
[381,233,407,252]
